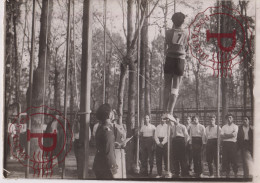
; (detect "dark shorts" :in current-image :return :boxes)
[164,57,185,76]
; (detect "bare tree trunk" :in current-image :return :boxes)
[54,51,61,110]
[12,2,20,105]
[27,0,53,174]
[105,46,112,104]
[241,1,254,119]
[118,63,128,125]
[128,60,136,133]
[117,0,134,126]
[125,0,135,173]
[220,1,231,122]
[141,0,150,116]
[79,0,93,178]
[195,71,200,112]
[4,2,15,177]
[139,0,147,125]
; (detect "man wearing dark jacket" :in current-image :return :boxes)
[93,104,118,179]
[237,116,253,178]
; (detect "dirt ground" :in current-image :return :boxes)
[4,145,252,180]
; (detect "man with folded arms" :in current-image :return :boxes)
[221,113,238,178]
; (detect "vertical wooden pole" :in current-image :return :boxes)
[136,0,141,172]
[216,0,221,177]
[102,0,107,104]
[164,0,172,178]
[26,0,36,177]
[62,0,71,178]
[80,0,93,178]
[165,123,172,178]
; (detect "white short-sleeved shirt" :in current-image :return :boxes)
[140,123,156,137]
[190,123,207,144]
[221,123,238,142]
[206,125,221,140]
[171,123,190,143]
[155,123,168,145]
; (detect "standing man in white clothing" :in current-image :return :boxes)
[171,116,190,177]
[189,115,206,177]
[154,117,168,178]
[205,115,221,177]
[140,115,156,176]
[221,113,238,178]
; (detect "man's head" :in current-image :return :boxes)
[243,116,250,127]
[144,114,150,125]
[173,115,180,125]
[161,117,166,125]
[171,12,185,28]
[210,115,216,126]
[185,116,191,126]
[192,115,199,124]
[96,103,112,123]
[225,113,234,125]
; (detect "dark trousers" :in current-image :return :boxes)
[172,137,188,176]
[74,139,81,177]
[186,143,192,171]
[222,141,238,175]
[141,137,154,173]
[241,140,252,177]
[206,139,217,176]
[156,138,167,176]
[192,137,203,175]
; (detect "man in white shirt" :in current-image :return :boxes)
[184,116,192,172]
[171,116,189,177]
[221,113,238,178]
[8,119,17,160]
[190,115,206,177]
[205,115,221,177]
[154,117,168,178]
[140,115,156,176]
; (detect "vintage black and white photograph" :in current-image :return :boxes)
[2,0,257,181]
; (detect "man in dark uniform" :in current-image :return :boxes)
[93,104,118,179]
[237,116,253,178]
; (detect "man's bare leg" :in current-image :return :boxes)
[169,75,183,114]
[163,73,173,113]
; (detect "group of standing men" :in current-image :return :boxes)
[91,11,253,179]
[139,113,253,178]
